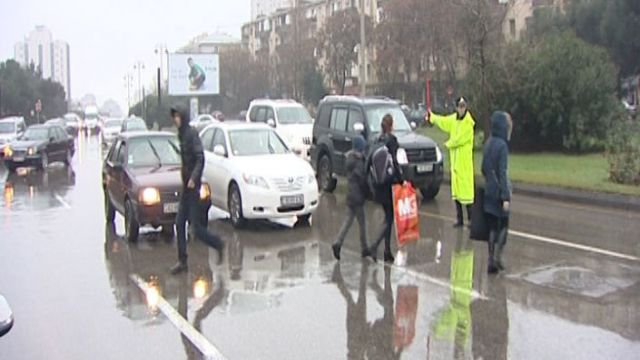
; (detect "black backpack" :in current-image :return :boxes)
[367,139,395,195]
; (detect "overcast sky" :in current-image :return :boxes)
[0,0,250,111]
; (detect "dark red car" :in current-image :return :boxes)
[102,132,211,242]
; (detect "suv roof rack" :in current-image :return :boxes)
[320,95,400,104]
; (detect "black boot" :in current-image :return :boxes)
[170,261,188,275]
[495,227,508,271]
[487,233,499,274]
[453,201,464,228]
[332,243,341,260]
[384,251,395,264]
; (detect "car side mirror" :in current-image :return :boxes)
[111,162,123,171]
[266,119,276,128]
[353,122,365,133]
[213,145,227,157]
[49,137,55,143]
[0,295,14,337]
[410,121,417,130]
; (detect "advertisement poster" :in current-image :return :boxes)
[168,54,219,96]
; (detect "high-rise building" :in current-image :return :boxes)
[251,0,294,20]
[14,26,71,100]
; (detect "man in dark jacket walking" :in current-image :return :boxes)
[170,106,224,275]
[332,135,371,260]
[481,111,513,274]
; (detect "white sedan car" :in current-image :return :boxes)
[200,122,319,228]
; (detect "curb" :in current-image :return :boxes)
[442,175,640,212]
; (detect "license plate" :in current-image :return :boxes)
[13,157,25,162]
[281,194,304,206]
[417,164,433,173]
[163,202,179,213]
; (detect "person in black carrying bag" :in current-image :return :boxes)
[481,111,513,274]
[367,114,403,263]
[332,135,371,260]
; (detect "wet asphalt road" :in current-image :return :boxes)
[0,133,639,360]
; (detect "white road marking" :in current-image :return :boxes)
[130,274,227,360]
[422,212,640,262]
[54,194,71,209]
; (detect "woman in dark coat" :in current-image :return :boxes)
[481,111,513,274]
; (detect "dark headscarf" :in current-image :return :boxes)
[170,105,189,134]
[490,111,510,141]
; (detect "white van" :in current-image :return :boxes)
[246,99,313,161]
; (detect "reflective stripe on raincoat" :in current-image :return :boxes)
[430,111,475,204]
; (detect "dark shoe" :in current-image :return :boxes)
[384,252,395,264]
[361,248,372,259]
[170,261,188,275]
[368,247,378,263]
[488,264,499,274]
[332,243,341,261]
[453,222,464,228]
[496,258,506,271]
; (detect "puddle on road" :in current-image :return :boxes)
[510,263,638,298]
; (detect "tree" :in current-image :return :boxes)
[489,32,619,152]
[219,47,269,114]
[0,59,67,122]
[317,8,372,94]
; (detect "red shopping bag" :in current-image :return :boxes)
[393,182,420,246]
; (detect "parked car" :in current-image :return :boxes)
[246,99,314,161]
[102,132,212,242]
[3,124,75,172]
[200,122,318,228]
[310,96,444,199]
[46,117,79,136]
[101,118,124,146]
[190,114,216,132]
[0,117,26,156]
[0,295,13,337]
[121,117,148,133]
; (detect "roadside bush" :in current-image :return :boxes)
[606,117,640,185]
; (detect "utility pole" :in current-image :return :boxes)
[124,73,133,111]
[155,44,168,106]
[359,0,367,96]
[133,61,145,107]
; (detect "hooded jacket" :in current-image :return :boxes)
[345,150,368,207]
[482,112,512,218]
[430,110,475,205]
[174,107,205,190]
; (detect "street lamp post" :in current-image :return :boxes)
[133,61,145,116]
[359,0,367,96]
[123,73,133,111]
[154,44,168,106]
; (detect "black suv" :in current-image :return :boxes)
[310,96,444,199]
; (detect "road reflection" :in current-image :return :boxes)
[2,166,75,211]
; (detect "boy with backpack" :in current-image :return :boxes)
[332,135,371,260]
[367,114,404,263]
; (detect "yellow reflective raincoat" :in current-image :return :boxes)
[430,111,475,204]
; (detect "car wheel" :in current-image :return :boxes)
[124,199,139,242]
[228,183,246,229]
[63,150,72,166]
[295,214,312,227]
[161,225,175,238]
[318,154,337,193]
[38,152,49,170]
[104,190,116,223]
[420,184,441,201]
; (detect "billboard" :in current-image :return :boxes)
[168,53,220,96]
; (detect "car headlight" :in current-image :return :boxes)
[3,145,11,158]
[140,187,161,205]
[308,174,316,184]
[27,147,35,156]
[199,183,211,200]
[396,148,409,165]
[436,146,443,163]
[243,174,269,189]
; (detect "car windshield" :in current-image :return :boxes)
[105,119,122,128]
[0,122,16,134]
[366,105,413,134]
[228,129,288,156]
[276,107,313,125]
[195,115,213,123]
[127,136,181,168]
[125,120,146,131]
[22,127,49,140]
[64,115,78,123]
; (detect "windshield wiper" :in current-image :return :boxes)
[147,140,162,169]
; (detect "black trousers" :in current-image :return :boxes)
[176,189,222,263]
[486,213,509,262]
[455,200,473,224]
[371,202,394,255]
[334,205,368,252]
